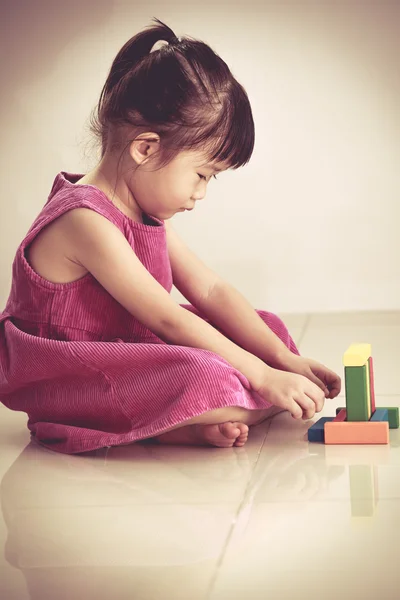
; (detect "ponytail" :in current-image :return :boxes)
[101,19,176,97]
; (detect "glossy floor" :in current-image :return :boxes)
[1,311,399,600]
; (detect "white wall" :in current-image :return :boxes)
[1,0,399,314]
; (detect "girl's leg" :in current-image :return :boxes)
[148,306,296,447]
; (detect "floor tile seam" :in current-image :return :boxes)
[305,323,400,329]
[8,502,246,508]
[205,493,254,599]
[205,425,272,598]
[296,313,311,348]
[326,394,400,398]
[244,497,400,505]
[308,311,400,317]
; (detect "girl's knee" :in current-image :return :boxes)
[257,309,288,334]
[256,309,299,355]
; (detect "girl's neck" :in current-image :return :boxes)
[76,165,144,224]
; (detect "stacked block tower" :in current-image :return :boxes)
[308,343,399,444]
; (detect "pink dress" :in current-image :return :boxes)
[0,171,300,454]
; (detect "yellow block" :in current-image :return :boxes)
[343,343,372,367]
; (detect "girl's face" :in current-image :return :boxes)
[129,145,228,220]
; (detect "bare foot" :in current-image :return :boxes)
[153,421,249,448]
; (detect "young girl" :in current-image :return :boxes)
[0,18,341,454]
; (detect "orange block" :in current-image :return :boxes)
[324,421,389,445]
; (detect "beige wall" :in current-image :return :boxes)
[1,0,399,314]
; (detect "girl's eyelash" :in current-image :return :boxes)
[198,174,218,181]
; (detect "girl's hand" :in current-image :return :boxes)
[273,353,342,400]
[255,367,326,420]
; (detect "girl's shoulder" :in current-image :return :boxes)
[25,208,91,285]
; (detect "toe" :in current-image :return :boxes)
[231,422,249,447]
[219,422,241,439]
[232,422,249,436]
[234,435,248,447]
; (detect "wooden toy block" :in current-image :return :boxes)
[368,356,376,413]
[349,464,378,517]
[308,344,399,447]
[333,408,346,421]
[307,417,334,442]
[336,406,399,428]
[370,408,389,422]
[343,343,371,366]
[345,364,372,421]
[379,406,399,429]
[324,421,389,444]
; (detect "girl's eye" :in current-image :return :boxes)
[198,174,218,181]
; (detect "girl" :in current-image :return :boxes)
[0,18,341,454]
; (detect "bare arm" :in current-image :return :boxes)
[193,282,293,367]
[63,209,270,391]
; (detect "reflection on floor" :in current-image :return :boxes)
[1,311,400,600]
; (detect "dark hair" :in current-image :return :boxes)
[88,17,255,174]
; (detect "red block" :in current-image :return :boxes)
[333,409,347,422]
[369,356,376,413]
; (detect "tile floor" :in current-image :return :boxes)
[0,311,399,600]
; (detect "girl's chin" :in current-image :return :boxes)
[147,207,184,219]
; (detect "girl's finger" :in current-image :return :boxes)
[304,369,328,395]
[290,402,303,419]
[294,394,317,420]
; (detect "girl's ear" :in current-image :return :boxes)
[129,134,160,166]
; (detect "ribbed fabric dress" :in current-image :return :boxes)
[0,171,300,454]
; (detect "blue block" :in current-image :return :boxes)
[370,408,389,422]
[379,406,400,428]
[308,416,335,442]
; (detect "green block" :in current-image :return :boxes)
[345,365,370,421]
[379,406,399,429]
